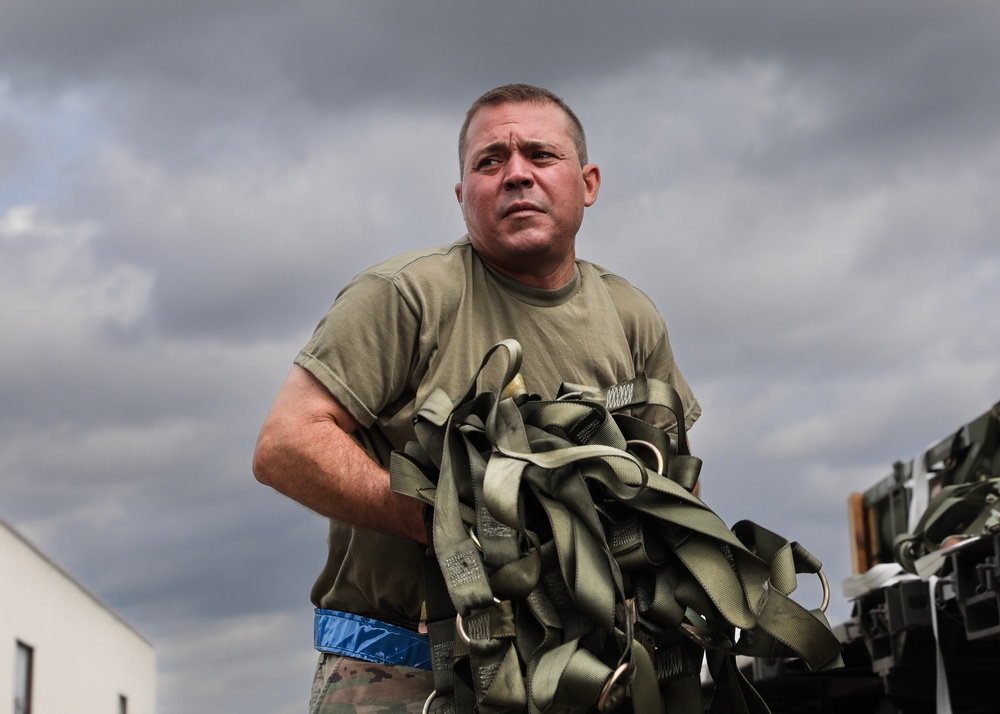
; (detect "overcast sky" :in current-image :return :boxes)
[3,2,1000,712]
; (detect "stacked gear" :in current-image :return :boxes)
[893,401,1000,575]
[390,340,843,713]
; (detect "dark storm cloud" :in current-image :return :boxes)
[7,1,1000,171]
[57,108,462,342]
[22,0,995,347]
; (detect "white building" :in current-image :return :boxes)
[0,516,155,714]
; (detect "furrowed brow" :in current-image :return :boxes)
[471,140,509,164]
[470,138,562,166]
[520,139,561,154]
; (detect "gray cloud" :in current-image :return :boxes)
[7,2,1000,170]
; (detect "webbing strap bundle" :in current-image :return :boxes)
[390,340,842,713]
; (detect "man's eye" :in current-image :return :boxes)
[477,157,500,169]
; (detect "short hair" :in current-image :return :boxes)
[458,83,588,174]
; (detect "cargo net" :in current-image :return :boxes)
[390,340,842,713]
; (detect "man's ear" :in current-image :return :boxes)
[454,182,463,205]
[582,164,601,207]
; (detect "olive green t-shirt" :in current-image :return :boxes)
[295,237,700,626]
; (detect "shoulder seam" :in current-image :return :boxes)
[375,241,470,281]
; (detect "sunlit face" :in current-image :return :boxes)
[455,101,600,288]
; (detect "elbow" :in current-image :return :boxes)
[252,427,281,488]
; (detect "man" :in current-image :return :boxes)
[253,83,701,712]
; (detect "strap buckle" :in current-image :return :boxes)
[680,608,733,650]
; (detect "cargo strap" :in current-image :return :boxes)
[894,403,1000,575]
[895,477,1000,574]
[390,340,842,713]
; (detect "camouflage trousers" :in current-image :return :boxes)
[309,653,436,714]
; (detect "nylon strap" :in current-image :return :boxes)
[390,340,842,712]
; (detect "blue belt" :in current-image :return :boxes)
[313,609,431,670]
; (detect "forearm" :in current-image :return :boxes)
[252,367,426,543]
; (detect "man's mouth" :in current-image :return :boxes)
[504,202,543,217]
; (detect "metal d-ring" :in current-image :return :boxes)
[626,439,664,475]
[455,597,502,646]
[817,568,831,613]
[597,663,630,712]
[421,690,438,714]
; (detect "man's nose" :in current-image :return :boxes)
[503,154,534,190]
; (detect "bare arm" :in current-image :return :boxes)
[252,365,426,543]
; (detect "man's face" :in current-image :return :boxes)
[455,101,600,288]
